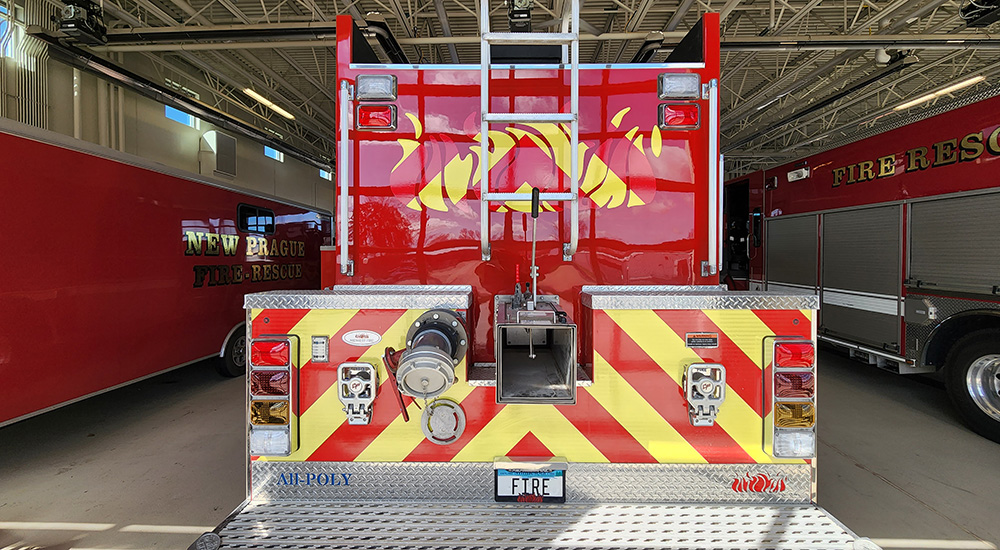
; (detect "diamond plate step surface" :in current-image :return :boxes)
[218,500,857,549]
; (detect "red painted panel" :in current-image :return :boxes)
[0,130,330,424]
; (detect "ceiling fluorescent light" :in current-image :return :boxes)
[893,75,985,111]
[244,88,296,120]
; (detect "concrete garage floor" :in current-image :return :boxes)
[0,348,997,550]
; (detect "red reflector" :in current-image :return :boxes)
[251,340,289,367]
[357,105,396,130]
[659,103,700,129]
[251,370,290,396]
[775,371,815,398]
[775,342,815,368]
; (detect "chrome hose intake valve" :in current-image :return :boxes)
[395,309,469,400]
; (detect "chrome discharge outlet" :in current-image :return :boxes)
[395,309,469,399]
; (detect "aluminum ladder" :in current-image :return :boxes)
[479,0,580,261]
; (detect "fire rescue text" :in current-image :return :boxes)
[184,231,306,288]
[830,127,1000,187]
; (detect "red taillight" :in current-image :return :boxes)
[659,103,700,129]
[251,340,290,367]
[775,371,814,398]
[251,370,290,396]
[774,342,815,368]
[357,105,396,130]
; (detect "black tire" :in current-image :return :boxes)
[217,327,247,377]
[944,329,1000,444]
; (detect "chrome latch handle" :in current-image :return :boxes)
[683,363,726,426]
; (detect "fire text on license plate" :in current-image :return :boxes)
[494,468,565,503]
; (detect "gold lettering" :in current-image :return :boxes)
[205,233,220,255]
[233,264,244,283]
[960,132,985,161]
[245,237,258,256]
[906,147,930,171]
[221,235,239,256]
[299,242,306,257]
[877,155,895,178]
[846,164,858,184]
[185,231,204,255]
[985,126,1000,155]
[832,167,847,187]
[260,239,269,257]
[932,139,958,167]
[279,240,289,256]
[858,160,875,182]
[251,264,262,282]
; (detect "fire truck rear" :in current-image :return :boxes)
[192,7,873,549]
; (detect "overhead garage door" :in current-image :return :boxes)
[821,205,901,351]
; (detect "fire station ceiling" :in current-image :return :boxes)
[85,0,1000,176]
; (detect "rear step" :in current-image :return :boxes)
[203,500,869,550]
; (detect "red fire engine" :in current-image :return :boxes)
[723,96,1000,444]
[193,6,872,549]
[0,119,331,426]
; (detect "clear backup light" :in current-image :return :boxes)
[658,73,701,99]
[658,104,700,130]
[773,429,816,458]
[251,340,290,367]
[356,74,397,101]
[774,342,815,368]
[250,427,291,455]
[357,105,397,131]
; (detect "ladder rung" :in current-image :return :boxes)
[485,192,576,202]
[484,113,576,123]
[483,32,577,45]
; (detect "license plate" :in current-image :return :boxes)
[494,467,565,503]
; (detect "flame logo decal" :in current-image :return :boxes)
[389,108,665,212]
[731,473,787,493]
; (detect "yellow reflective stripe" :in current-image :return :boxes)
[355,359,476,462]
[452,405,608,463]
[590,351,706,464]
[702,309,770,369]
[605,310,803,464]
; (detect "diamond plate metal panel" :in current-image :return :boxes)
[217,500,859,550]
[244,286,472,310]
[582,286,818,310]
[251,462,812,504]
[905,292,1000,363]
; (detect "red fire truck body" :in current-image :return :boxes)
[0,120,331,426]
[724,96,1000,443]
[197,10,869,549]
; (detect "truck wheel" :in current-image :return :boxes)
[945,329,1000,443]
[217,328,247,378]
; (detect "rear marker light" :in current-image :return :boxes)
[251,370,290,396]
[251,340,290,367]
[356,74,398,101]
[659,104,700,130]
[357,105,397,131]
[774,402,815,428]
[250,400,290,425]
[774,342,815,368]
[658,73,701,99]
[775,371,814,398]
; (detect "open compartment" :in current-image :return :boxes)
[496,319,577,405]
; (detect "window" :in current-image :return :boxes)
[320,169,332,181]
[264,146,284,162]
[165,105,198,128]
[0,5,13,58]
[238,204,275,235]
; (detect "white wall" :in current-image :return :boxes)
[1,37,334,212]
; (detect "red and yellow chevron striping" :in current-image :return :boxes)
[250,306,811,465]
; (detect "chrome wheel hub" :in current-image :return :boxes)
[233,336,247,367]
[967,354,1000,422]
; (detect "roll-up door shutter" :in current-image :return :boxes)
[765,215,817,290]
[910,192,1000,295]
[821,205,901,350]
